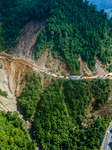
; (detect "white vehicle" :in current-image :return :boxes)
[97,75,100,78]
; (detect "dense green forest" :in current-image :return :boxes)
[1,0,112,74]
[35,0,112,74]
[0,69,110,150]
[17,71,111,149]
[32,78,110,149]
[33,116,110,150]
[19,71,42,120]
[0,110,36,149]
[0,0,56,51]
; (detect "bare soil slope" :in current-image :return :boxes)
[79,56,108,76]
[0,55,34,113]
[11,20,45,61]
[36,49,70,76]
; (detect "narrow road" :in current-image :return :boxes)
[0,53,112,80]
[101,122,112,150]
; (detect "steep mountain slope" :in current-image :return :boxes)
[32,79,111,150]
[0,55,33,113]
[11,20,46,60]
[6,19,108,76]
[34,0,112,74]
[1,0,112,75]
[92,84,112,119]
[0,0,53,51]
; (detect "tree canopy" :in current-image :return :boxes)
[35,0,112,74]
[1,0,112,73]
[32,78,110,149]
[0,110,37,149]
[19,71,42,120]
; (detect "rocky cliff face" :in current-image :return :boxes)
[0,57,33,113]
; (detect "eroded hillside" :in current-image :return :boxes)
[5,20,109,77]
[0,18,111,116]
[0,55,33,113]
[10,20,46,60]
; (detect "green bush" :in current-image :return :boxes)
[0,89,8,98]
[2,91,8,98]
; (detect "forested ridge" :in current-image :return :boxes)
[36,0,112,74]
[32,78,111,150]
[1,0,112,74]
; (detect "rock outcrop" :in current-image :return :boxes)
[0,58,33,113]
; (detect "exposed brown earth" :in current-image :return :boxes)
[6,20,108,76]
[10,20,46,61]
[0,54,40,132]
[0,20,111,150]
[87,97,96,116]
[79,56,108,76]
[0,55,34,113]
[36,49,70,76]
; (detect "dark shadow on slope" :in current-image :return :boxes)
[16,95,27,121]
[108,142,111,148]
